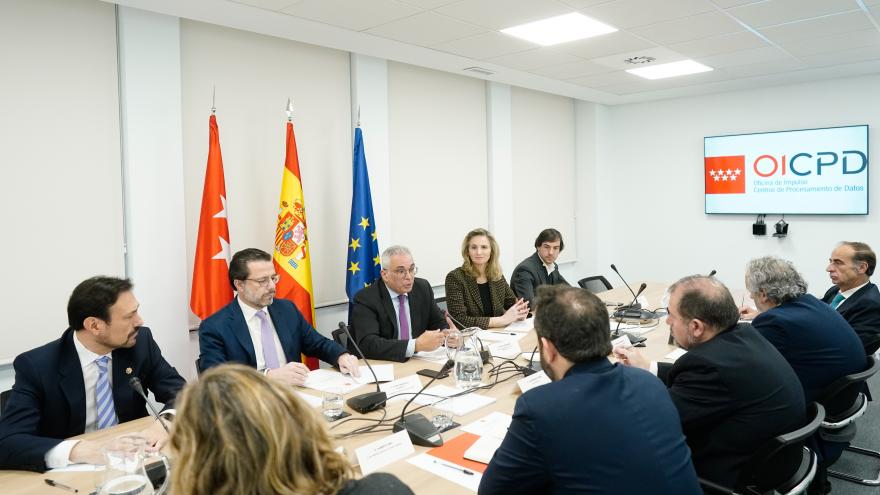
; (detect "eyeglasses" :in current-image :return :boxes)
[246,274,281,287]
[387,266,418,277]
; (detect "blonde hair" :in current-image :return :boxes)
[169,364,352,495]
[460,228,503,281]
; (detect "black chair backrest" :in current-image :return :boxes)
[435,297,447,313]
[333,323,354,354]
[0,389,11,417]
[737,402,825,492]
[578,276,612,293]
[818,355,880,420]
[195,358,202,375]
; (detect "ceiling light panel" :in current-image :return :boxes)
[501,13,617,46]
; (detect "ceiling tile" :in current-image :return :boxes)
[432,32,536,59]
[530,59,612,78]
[281,0,421,31]
[582,0,717,29]
[630,11,743,45]
[727,0,858,29]
[758,10,874,44]
[779,29,880,57]
[798,44,880,68]
[487,47,583,70]
[559,30,655,59]
[231,0,303,11]
[396,0,460,8]
[698,46,792,69]
[668,30,768,58]
[722,57,807,78]
[590,46,687,70]
[435,0,573,30]
[365,11,486,46]
[568,70,642,87]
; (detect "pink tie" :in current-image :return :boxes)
[398,294,410,340]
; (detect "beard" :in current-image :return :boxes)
[539,345,557,382]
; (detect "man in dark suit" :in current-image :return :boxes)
[199,248,359,384]
[479,285,701,495]
[510,228,570,306]
[350,245,451,362]
[616,275,806,489]
[821,241,880,354]
[0,277,185,472]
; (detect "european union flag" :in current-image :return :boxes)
[346,127,381,306]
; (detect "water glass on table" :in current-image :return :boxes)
[430,396,455,431]
[322,387,345,421]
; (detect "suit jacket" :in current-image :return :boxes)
[752,294,865,403]
[198,298,345,371]
[510,252,570,306]
[0,327,185,472]
[658,323,806,489]
[350,278,446,362]
[480,359,701,495]
[822,282,880,354]
[444,267,516,329]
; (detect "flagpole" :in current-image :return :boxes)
[211,85,216,115]
[286,98,293,122]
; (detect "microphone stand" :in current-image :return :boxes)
[392,359,455,447]
[338,322,387,414]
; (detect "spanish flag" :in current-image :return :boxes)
[273,120,318,369]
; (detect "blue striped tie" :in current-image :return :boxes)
[95,356,118,429]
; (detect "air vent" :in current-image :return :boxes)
[623,56,656,65]
[463,66,495,76]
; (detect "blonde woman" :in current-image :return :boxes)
[445,228,529,329]
[170,364,413,495]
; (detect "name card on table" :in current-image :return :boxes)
[355,430,415,475]
[517,371,551,393]
[379,374,424,403]
[610,334,633,349]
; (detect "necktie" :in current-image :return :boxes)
[95,356,118,429]
[255,310,281,369]
[830,293,845,309]
[398,294,411,340]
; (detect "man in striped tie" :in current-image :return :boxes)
[821,241,880,355]
[0,277,186,472]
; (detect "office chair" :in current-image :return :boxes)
[435,296,447,313]
[818,355,880,486]
[195,358,202,375]
[700,402,825,495]
[578,276,612,294]
[332,324,352,353]
[0,389,10,418]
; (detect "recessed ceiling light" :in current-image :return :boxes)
[626,60,713,80]
[500,13,617,47]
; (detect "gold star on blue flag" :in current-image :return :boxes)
[346,127,381,312]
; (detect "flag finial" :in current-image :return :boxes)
[286,98,293,122]
[211,85,216,115]
[356,106,361,127]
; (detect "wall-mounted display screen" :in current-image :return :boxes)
[705,125,868,214]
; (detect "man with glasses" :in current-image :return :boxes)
[351,245,452,362]
[199,248,359,385]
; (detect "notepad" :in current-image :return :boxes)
[463,435,503,464]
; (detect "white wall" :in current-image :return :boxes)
[595,74,880,294]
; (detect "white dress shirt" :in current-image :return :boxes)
[386,286,417,357]
[839,281,869,301]
[238,298,288,370]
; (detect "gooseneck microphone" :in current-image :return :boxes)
[613,283,648,337]
[393,359,456,447]
[610,264,641,310]
[338,322,387,414]
[708,269,717,277]
[129,377,170,433]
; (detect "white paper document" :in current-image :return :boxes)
[504,317,534,333]
[379,374,424,403]
[49,464,102,473]
[477,330,524,343]
[408,454,482,492]
[464,435,504,464]
[351,364,395,384]
[664,348,687,361]
[610,334,633,349]
[488,340,521,360]
[295,391,323,408]
[520,350,539,363]
[517,371,551,394]
[412,347,450,364]
[461,411,512,439]
[413,385,496,416]
[355,430,415,475]
[302,369,366,395]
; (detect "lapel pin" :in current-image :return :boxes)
[125,367,133,375]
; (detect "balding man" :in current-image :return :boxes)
[615,275,805,489]
[821,241,880,354]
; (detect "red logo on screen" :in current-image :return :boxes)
[705,156,746,194]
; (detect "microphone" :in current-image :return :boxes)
[708,269,717,277]
[129,377,169,433]
[393,359,455,447]
[338,322,387,414]
[610,264,641,310]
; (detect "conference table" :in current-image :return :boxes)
[1,282,731,494]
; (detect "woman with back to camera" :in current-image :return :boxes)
[169,364,413,495]
[445,228,529,330]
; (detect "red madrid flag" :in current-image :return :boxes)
[705,156,746,195]
[190,114,233,320]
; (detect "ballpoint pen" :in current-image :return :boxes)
[432,459,474,475]
[44,479,78,493]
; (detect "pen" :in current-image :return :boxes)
[44,479,78,493]
[488,331,516,336]
[433,459,474,475]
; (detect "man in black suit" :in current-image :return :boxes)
[615,275,805,489]
[350,245,452,362]
[510,228,570,306]
[480,285,701,495]
[821,241,880,354]
[0,277,186,472]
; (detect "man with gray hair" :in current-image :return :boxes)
[615,275,805,489]
[746,256,865,403]
[350,245,452,362]
[821,241,880,354]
